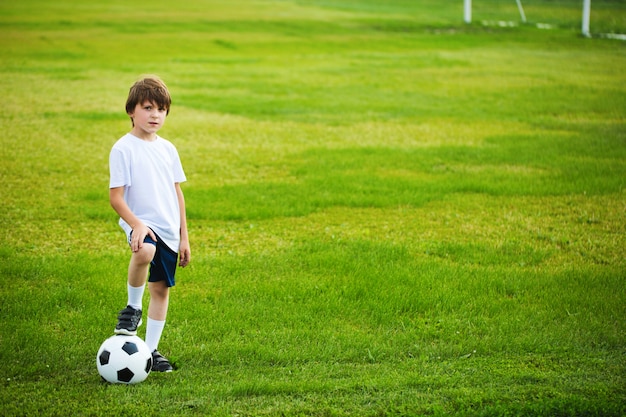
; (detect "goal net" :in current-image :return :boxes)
[464,0,626,38]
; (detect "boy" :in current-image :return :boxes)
[109,76,190,372]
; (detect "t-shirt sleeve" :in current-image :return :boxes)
[109,147,130,189]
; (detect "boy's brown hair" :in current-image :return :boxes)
[125,76,171,125]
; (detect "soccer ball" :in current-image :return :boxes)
[96,335,152,384]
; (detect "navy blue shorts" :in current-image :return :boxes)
[130,231,177,287]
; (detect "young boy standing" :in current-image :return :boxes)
[109,76,190,372]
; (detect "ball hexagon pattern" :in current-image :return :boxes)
[96,335,152,384]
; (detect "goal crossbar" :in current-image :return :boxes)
[464,0,527,24]
[463,0,596,37]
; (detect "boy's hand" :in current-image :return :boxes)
[130,223,156,253]
[178,240,191,267]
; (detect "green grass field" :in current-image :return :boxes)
[1,0,625,415]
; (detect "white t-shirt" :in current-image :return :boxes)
[109,133,186,252]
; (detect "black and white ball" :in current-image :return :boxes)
[96,335,152,384]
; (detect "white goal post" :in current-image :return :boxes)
[463,0,592,37]
[582,0,591,37]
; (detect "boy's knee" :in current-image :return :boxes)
[133,244,156,264]
[149,281,169,299]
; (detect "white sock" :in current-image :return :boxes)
[127,283,145,310]
[145,318,166,352]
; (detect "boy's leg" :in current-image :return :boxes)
[115,244,156,335]
[128,243,157,287]
[145,281,169,351]
[146,280,174,372]
[147,280,170,321]
[126,245,154,308]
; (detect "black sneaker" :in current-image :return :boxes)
[151,350,174,372]
[114,305,142,336]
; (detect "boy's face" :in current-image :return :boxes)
[128,100,168,139]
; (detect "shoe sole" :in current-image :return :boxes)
[114,328,137,336]
[152,367,173,373]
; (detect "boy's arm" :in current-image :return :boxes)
[175,182,191,267]
[109,186,156,253]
